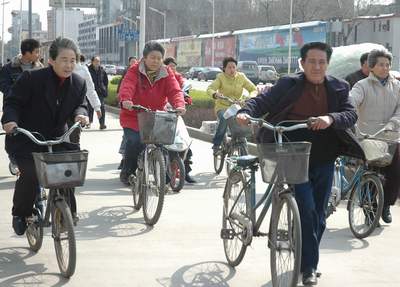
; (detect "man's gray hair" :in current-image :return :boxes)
[367,49,392,68]
[49,37,80,60]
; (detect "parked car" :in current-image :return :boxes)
[237,61,259,84]
[104,64,117,75]
[197,67,222,81]
[258,65,279,83]
[186,67,206,79]
[116,66,126,75]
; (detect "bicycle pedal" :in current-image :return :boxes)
[220,228,235,240]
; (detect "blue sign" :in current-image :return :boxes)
[117,27,138,42]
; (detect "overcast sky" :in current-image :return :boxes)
[0,0,395,42]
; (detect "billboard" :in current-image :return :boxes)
[204,36,236,67]
[177,40,202,67]
[238,22,327,71]
[49,0,97,8]
[165,42,177,58]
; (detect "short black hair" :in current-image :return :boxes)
[143,41,165,58]
[128,56,137,62]
[360,52,369,65]
[49,37,79,60]
[300,42,333,63]
[20,38,40,55]
[80,54,86,63]
[164,57,177,66]
[367,49,392,68]
[222,57,237,70]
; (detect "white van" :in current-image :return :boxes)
[237,61,259,84]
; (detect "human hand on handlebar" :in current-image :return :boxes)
[308,116,333,131]
[75,115,89,126]
[213,92,223,99]
[236,113,250,126]
[2,121,18,134]
[122,100,134,110]
[175,107,186,116]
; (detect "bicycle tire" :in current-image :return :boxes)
[226,142,248,175]
[270,192,301,287]
[52,199,76,278]
[348,173,384,239]
[222,170,250,267]
[132,169,143,210]
[169,155,186,192]
[326,165,341,218]
[26,208,43,252]
[143,149,165,226]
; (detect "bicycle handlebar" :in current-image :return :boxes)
[11,122,82,146]
[129,104,181,114]
[247,116,310,133]
[215,94,240,105]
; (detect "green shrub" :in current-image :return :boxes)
[110,76,122,85]
[105,83,118,106]
[189,89,214,109]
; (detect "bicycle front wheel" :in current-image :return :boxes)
[26,208,43,252]
[226,142,248,175]
[143,149,166,226]
[169,154,185,192]
[132,168,144,210]
[52,199,76,278]
[270,192,301,287]
[222,170,250,267]
[348,173,384,239]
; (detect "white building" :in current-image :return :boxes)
[78,16,97,60]
[47,8,84,42]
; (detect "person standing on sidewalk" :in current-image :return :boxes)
[236,42,363,286]
[88,56,108,129]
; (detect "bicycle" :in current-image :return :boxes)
[221,117,313,287]
[129,104,179,226]
[328,127,398,239]
[1,122,88,278]
[213,95,250,174]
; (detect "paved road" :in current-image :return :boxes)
[0,100,400,286]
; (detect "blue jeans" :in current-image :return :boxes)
[122,128,145,176]
[212,110,227,147]
[294,161,334,273]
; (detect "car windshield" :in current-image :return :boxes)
[261,66,275,72]
[242,63,257,69]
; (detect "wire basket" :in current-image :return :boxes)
[227,117,252,138]
[32,150,89,189]
[257,142,311,184]
[359,137,398,167]
[138,111,178,145]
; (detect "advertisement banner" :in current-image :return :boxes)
[238,23,327,71]
[177,40,202,67]
[204,36,236,67]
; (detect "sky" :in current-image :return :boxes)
[0,0,395,42]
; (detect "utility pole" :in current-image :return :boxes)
[139,0,146,57]
[1,0,10,65]
[28,0,32,38]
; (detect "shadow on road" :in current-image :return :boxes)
[320,226,370,252]
[75,177,131,196]
[157,261,236,287]
[88,162,120,172]
[74,205,152,240]
[0,179,15,191]
[176,172,227,191]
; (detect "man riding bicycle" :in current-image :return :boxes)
[236,42,363,286]
[1,37,89,236]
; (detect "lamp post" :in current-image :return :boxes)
[207,0,215,67]
[148,6,166,40]
[1,0,10,65]
[61,0,65,37]
[287,0,293,74]
[139,0,146,56]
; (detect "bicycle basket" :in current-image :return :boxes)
[138,111,178,144]
[32,150,89,189]
[257,142,311,184]
[227,117,252,138]
[359,138,397,167]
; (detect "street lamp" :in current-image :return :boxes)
[139,0,146,56]
[207,0,215,67]
[287,0,293,74]
[1,0,10,65]
[148,6,166,40]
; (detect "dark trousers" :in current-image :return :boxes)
[383,143,400,206]
[122,128,145,176]
[87,99,94,123]
[99,96,106,126]
[184,148,193,174]
[294,161,334,272]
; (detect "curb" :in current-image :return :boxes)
[105,104,257,155]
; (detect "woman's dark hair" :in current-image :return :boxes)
[142,41,165,57]
[20,38,40,55]
[367,49,392,68]
[80,54,86,63]
[300,42,333,63]
[49,37,79,60]
[222,57,237,71]
[164,57,177,66]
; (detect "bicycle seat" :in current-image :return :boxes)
[236,155,259,167]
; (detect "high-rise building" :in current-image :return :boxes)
[47,8,84,42]
[78,15,97,61]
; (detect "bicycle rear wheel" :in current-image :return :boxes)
[143,149,166,226]
[222,170,251,267]
[52,199,76,278]
[348,174,384,239]
[169,154,186,192]
[270,192,301,287]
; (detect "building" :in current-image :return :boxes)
[47,8,84,42]
[97,0,122,25]
[78,15,97,60]
[97,22,122,64]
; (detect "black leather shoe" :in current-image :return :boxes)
[382,205,392,223]
[185,174,197,183]
[100,125,107,130]
[118,159,124,170]
[119,172,130,185]
[12,216,27,236]
[303,269,318,285]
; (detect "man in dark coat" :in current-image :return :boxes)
[237,42,363,286]
[1,37,89,236]
[344,52,370,88]
[88,56,108,129]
